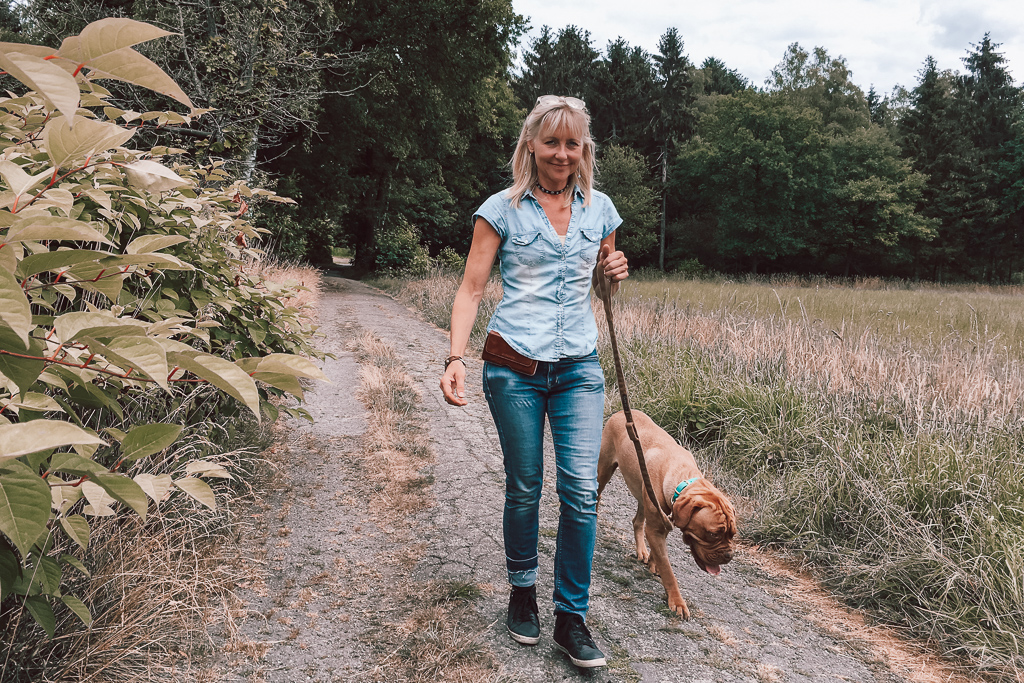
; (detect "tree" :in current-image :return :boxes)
[598,145,659,264]
[678,91,828,273]
[591,38,657,153]
[768,43,870,134]
[19,0,348,181]
[701,56,747,96]
[653,28,700,270]
[955,35,1024,280]
[819,126,933,275]
[265,0,526,267]
[514,24,599,107]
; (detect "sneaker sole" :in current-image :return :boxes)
[507,626,540,645]
[554,642,606,668]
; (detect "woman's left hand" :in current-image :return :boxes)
[598,244,629,283]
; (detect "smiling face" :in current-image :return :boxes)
[528,126,583,191]
[670,480,737,575]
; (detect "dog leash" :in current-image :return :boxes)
[596,271,674,527]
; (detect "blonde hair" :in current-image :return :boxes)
[507,97,596,208]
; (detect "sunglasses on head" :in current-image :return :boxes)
[535,95,586,110]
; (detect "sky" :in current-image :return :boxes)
[509,0,1024,94]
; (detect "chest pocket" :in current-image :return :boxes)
[579,228,601,265]
[510,231,545,266]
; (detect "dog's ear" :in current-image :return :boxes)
[672,493,705,530]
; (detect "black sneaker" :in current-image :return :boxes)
[506,585,540,645]
[553,612,606,668]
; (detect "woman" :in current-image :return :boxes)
[439,95,628,669]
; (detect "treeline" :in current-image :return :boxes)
[516,27,1024,281]
[5,1,1022,281]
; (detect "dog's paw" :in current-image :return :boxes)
[635,545,650,564]
[668,597,691,620]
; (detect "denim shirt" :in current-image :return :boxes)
[473,186,622,362]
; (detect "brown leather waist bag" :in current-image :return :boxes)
[481,331,538,376]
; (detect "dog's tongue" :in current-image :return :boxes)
[705,564,721,576]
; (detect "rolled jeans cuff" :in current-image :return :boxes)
[507,555,538,588]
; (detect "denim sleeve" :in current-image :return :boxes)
[473,192,509,239]
[602,196,623,239]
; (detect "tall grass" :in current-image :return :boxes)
[384,271,1024,681]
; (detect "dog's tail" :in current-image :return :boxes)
[596,460,619,512]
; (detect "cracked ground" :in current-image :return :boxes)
[210,276,938,683]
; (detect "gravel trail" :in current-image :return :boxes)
[215,276,917,683]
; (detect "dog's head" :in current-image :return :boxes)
[670,479,737,576]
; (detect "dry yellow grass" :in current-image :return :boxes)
[601,294,1024,427]
[248,258,322,321]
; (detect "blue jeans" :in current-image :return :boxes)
[482,352,605,617]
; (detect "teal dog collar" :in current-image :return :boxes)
[671,477,700,504]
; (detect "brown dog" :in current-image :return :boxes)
[597,410,736,619]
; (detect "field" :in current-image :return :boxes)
[376,270,1024,681]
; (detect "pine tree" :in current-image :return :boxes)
[591,38,657,154]
[701,56,747,96]
[956,35,1024,280]
[653,28,699,270]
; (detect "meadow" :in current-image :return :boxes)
[376,269,1024,681]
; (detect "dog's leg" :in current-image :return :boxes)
[632,502,650,564]
[646,529,690,619]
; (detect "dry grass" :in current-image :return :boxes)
[0,461,256,682]
[351,332,514,683]
[248,258,322,321]
[384,270,1024,681]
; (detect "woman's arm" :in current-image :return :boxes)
[441,217,501,406]
[594,232,629,297]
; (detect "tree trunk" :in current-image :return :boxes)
[659,146,667,271]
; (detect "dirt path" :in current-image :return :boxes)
[214,277,919,683]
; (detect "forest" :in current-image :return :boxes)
[4,0,1022,283]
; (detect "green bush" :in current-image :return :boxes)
[375,216,431,275]
[0,18,325,638]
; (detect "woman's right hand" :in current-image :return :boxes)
[441,360,468,406]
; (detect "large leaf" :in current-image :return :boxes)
[82,47,194,109]
[22,595,61,638]
[0,422,106,460]
[0,42,57,61]
[0,460,50,556]
[133,473,172,503]
[0,160,53,198]
[254,354,330,382]
[173,477,215,510]
[121,424,181,462]
[49,452,105,477]
[125,234,189,254]
[0,535,20,601]
[42,115,135,169]
[91,472,147,519]
[251,371,304,399]
[82,336,169,390]
[59,514,89,550]
[59,553,89,577]
[4,215,112,245]
[0,51,79,121]
[124,160,189,193]
[176,354,260,419]
[79,481,114,517]
[61,593,92,626]
[0,268,31,349]
[24,595,56,637]
[36,554,62,596]
[61,18,173,62]
[17,249,109,279]
[0,323,44,392]
[54,311,147,343]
